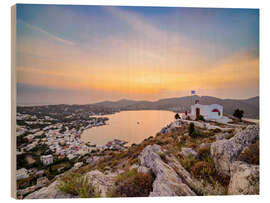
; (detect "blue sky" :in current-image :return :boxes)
[16,4,259,105]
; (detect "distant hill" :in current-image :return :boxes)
[91,95,259,119]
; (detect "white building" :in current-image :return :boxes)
[189,100,223,120]
[40,155,54,166]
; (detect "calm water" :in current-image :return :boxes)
[81,110,175,145]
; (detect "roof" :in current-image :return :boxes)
[191,103,223,108]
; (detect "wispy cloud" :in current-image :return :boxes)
[19,20,75,46]
[16,5,259,103]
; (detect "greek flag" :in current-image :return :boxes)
[191,90,196,95]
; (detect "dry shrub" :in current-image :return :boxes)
[238,140,259,165]
[180,135,190,143]
[57,172,100,198]
[197,145,211,160]
[158,152,167,163]
[180,154,196,172]
[191,161,216,180]
[17,176,37,189]
[186,142,197,149]
[113,169,154,197]
[212,128,222,133]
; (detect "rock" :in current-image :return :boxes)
[228,161,259,195]
[36,177,49,187]
[130,164,139,170]
[86,156,101,165]
[16,168,29,180]
[35,170,45,177]
[180,147,197,158]
[57,167,65,173]
[198,143,211,149]
[159,122,181,135]
[159,127,171,134]
[210,125,259,176]
[86,170,116,197]
[165,155,196,189]
[137,166,150,174]
[68,162,84,172]
[181,120,233,131]
[139,144,196,196]
[74,162,83,169]
[24,180,76,199]
[18,185,37,197]
[18,177,49,197]
[215,133,228,140]
[25,170,116,199]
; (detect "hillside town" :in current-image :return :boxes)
[16,105,129,197]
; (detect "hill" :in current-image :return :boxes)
[91,95,259,119]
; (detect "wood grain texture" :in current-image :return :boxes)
[11,4,17,199]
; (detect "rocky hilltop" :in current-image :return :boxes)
[23,119,259,199]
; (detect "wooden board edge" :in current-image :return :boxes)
[11,4,17,199]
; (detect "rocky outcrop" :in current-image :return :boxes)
[16,168,29,181]
[181,120,233,131]
[86,156,101,166]
[24,180,76,199]
[139,144,196,196]
[180,147,197,158]
[215,133,228,140]
[137,166,150,174]
[228,161,259,195]
[17,177,49,197]
[85,170,116,197]
[25,170,116,199]
[210,125,259,176]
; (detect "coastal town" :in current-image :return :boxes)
[16,105,128,197]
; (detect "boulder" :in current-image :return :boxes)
[25,170,116,199]
[228,161,259,195]
[139,144,196,196]
[24,180,76,199]
[86,156,101,165]
[181,120,233,131]
[86,170,116,197]
[74,162,83,169]
[137,166,150,174]
[36,177,49,187]
[180,147,197,158]
[215,133,228,141]
[130,164,139,170]
[210,125,259,176]
[16,168,29,181]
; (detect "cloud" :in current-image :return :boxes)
[19,20,75,46]
[16,6,259,103]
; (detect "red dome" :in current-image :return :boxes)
[212,108,220,113]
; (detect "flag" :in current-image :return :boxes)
[191,90,196,95]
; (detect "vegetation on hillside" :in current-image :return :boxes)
[233,109,244,120]
[57,172,101,198]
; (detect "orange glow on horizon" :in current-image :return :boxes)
[17,51,259,96]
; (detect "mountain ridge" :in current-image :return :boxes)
[91,95,259,119]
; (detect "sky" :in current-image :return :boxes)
[16,4,259,105]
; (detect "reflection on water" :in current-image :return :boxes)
[81,110,175,145]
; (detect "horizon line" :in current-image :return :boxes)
[16,94,259,107]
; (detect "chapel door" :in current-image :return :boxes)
[196,108,200,117]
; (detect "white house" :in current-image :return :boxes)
[40,155,54,166]
[189,100,223,120]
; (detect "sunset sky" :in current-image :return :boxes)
[16,4,259,105]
